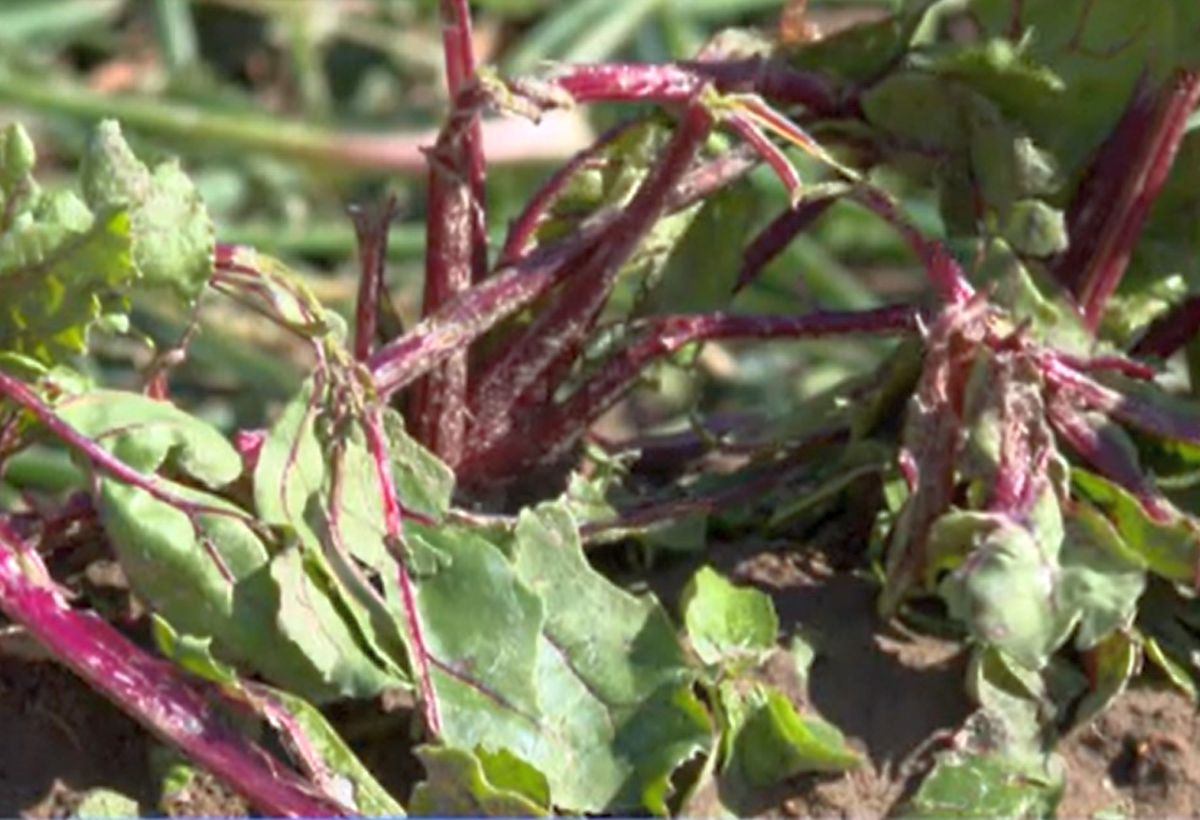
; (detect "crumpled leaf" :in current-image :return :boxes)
[680,565,777,666]
[81,120,213,300]
[936,511,1067,669]
[0,121,211,364]
[931,496,1145,670]
[0,199,134,364]
[410,746,549,817]
[908,648,1065,817]
[860,68,1063,238]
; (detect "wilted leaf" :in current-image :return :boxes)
[1074,630,1141,727]
[267,688,405,817]
[725,686,860,786]
[410,746,549,817]
[152,613,401,815]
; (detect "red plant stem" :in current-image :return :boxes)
[0,522,350,818]
[1045,391,1158,503]
[738,196,836,292]
[1041,354,1200,446]
[1055,352,1157,381]
[368,148,756,399]
[0,371,251,526]
[1053,77,1156,296]
[852,186,974,304]
[409,1,489,466]
[580,429,846,545]
[361,408,442,735]
[463,306,917,478]
[540,59,840,114]
[439,0,488,287]
[499,119,640,264]
[1132,295,1200,359]
[350,197,398,362]
[466,103,716,461]
[723,114,803,199]
[1072,71,1200,330]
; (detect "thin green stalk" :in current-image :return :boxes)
[564,0,666,65]
[217,221,426,261]
[152,0,199,71]
[0,70,424,176]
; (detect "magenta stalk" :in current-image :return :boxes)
[0,522,351,818]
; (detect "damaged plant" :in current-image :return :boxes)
[1,0,1200,815]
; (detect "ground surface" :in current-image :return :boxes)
[2,538,1197,818]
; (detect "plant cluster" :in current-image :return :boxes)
[1,0,1200,815]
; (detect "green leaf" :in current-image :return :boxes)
[248,544,401,700]
[152,613,401,815]
[422,502,711,814]
[267,688,406,817]
[0,205,135,364]
[81,120,213,300]
[783,1,937,84]
[72,788,140,818]
[1059,503,1147,650]
[97,478,268,644]
[56,390,242,487]
[935,510,1070,669]
[1072,469,1200,583]
[410,521,544,719]
[100,475,400,701]
[906,751,1062,818]
[254,377,326,546]
[726,686,861,787]
[0,123,37,221]
[1073,630,1141,727]
[648,182,754,313]
[382,408,455,521]
[680,566,777,666]
[410,746,549,817]
[151,614,238,686]
[967,0,1200,175]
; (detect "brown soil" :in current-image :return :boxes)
[2,538,1197,817]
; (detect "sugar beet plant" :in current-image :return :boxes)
[2,0,1200,815]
